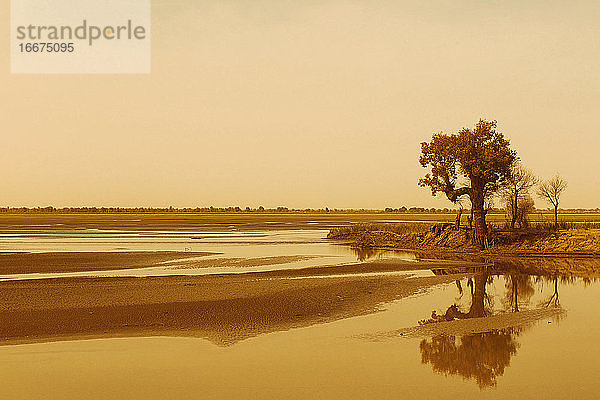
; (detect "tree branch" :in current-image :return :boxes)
[445,186,471,203]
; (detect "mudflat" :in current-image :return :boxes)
[0,266,459,346]
[0,251,215,274]
[6,211,600,235]
[0,212,455,233]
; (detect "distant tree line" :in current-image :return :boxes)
[0,206,487,214]
[0,205,594,215]
[0,206,348,214]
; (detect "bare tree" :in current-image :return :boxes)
[454,198,467,229]
[536,174,568,228]
[501,163,537,229]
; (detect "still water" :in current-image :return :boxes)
[1,225,599,399]
[0,228,417,280]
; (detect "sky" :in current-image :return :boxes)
[2,0,599,209]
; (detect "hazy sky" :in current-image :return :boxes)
[2,0,599,209]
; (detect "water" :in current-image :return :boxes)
[0,228,416,281]
[2,273,598,399]
[1,221,599,399]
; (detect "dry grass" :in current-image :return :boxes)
[327,222,433,238]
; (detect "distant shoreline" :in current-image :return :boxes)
[2,208,600,215]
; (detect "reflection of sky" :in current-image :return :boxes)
[0,228,420,281]
[0,228,328,252]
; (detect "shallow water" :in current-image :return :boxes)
[1,223,600,398]
[0,228,417,281]
[2,274,599,399]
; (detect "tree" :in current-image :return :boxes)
[502,187,536,229]
[454,198,466,229]
[509,193,535,228]
[419,120,517,249]
[501,163,537,229]
[536,174,567,228]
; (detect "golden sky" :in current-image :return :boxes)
[2,0,599,208]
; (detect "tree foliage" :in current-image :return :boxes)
[419,120,516,201]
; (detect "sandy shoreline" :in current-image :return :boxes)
[0,248,579,347]
[0,251,216,275]
[359,308,566,341]
[0,267,460,346]
[171,255,321,269]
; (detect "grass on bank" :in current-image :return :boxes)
[328,220,600,243]
[328,222,434,238]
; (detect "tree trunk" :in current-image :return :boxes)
[512,275,519,312]
[455,207,463,229]
[554,205,558,229]
[467,271,487,318]
[511,192,518,229]
[471,189,487,250]
[443,270,488,320]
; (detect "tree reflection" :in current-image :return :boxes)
[352,247,378,261]
[420,329,519,388]
[421,269,490,323]
[416,264,578,388]
[351,247,389,261]
[419,268,520,388]
[544,277,560,307]
[504,274,535,312]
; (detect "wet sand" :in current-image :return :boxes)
[360,308,566,340]
[171,255,321,269]
[0,251,216,274]
[0,266,460,346]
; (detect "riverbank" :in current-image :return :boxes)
[328,224,600,273]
